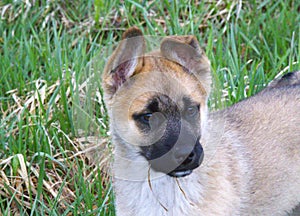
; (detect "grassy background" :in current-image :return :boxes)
[0,0,299,215]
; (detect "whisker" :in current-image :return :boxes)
[147,166,169,212]
[175,178,195,206]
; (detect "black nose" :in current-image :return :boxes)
[173,148,195,165]
[183,151,196,166]
[167,140,204,177]
[173,144,202,168]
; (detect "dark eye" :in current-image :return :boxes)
[139,113,153,124]
[186,106,199,117]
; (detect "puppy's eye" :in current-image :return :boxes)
[186,106,199,117]
[139,113,152,124]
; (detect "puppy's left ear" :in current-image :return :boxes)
[160,36,211,96]
[102,27,145,101]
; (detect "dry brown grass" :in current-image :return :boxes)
[0,74,112,214]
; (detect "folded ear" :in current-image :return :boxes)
[160,36,211,96]
[102,27,145,100]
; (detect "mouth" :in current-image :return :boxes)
[168,170,193,178]
[167,148,204,178]
[142,137,204,178]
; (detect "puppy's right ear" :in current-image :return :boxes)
[160,36,211,96]
[102,27,145,100]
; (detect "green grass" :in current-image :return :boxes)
[0,0,299,215]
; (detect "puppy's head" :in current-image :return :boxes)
[102,27,211,178]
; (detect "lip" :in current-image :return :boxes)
[167,147,204,178]
[168,170,193,178]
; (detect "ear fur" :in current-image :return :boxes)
[160,36,211,96]
[102,27,145,100]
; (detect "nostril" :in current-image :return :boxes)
[188,152,194,160]
[182,151,195,165]
[173,148,196,164]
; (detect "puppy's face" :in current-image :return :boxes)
[102,28,211,178]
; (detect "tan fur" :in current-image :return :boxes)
[102,27,300,215]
